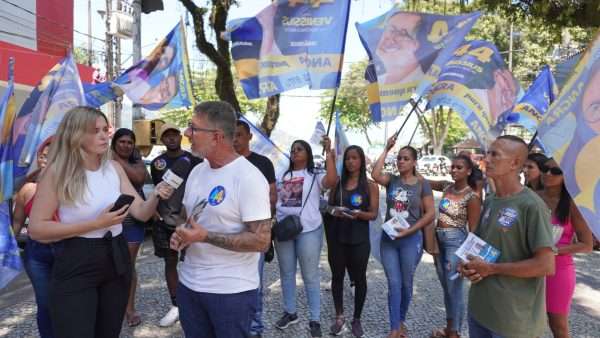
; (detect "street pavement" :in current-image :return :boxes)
[2,187,600,337]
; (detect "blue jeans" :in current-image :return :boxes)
[275,226,323,321]
[380,230,423,330]
[177,282,257,338]
[468,315,505,338]
[434,227,468,333]
[250,253,265,335]
[24,239,54,338]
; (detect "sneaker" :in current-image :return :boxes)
[329,317,347,336]
[309,321,322,337]
[351,319,364,337]
[158,306,179,327]
[275,312,299,330]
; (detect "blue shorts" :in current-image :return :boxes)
[122,216,145,244]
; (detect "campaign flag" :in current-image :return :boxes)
[0,61,16,202]
[356,8,480,122]
[309,121,326,145]
[335,111,349,174]
[224,0,351,99]
[83,82,120,108]
[427,40,522,148]
[510,65,558,133]
[11,53,85,193]
[0,201,22,289]
[114,21,194,110]
[239,114,290,178]
[537,32,600,239]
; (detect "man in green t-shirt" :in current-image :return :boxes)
[460,135,555,338]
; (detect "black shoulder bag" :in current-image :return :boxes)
[272,173,317,241]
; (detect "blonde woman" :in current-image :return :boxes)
[29,106,172,338]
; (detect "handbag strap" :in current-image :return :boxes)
[299,173,317,216]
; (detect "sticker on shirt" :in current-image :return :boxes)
[350,193,363,207]
[208,186,226,206]
[389,187,411,219]
[439,198,451,213]
[280,176,304,207]
[154,158,167,171]
[497,207,518,230]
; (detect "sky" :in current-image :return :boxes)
[73,0,422,158]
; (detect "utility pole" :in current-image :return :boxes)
[132,0,143,121]
[103,0,115,127]
[508,22,514,71]
[114,0,122,128]
[87,0,92,65]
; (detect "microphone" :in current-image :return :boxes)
[162,157,192,190]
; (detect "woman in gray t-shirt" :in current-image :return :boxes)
[372,139,435,338]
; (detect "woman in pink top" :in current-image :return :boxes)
[537,158,593,338]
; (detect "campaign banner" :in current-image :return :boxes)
[11,53,86,191]
[114,22,194,110]
[238,114,290,178]
[427,40,522,148]
[510,65,558,133]
[224,0,351,99]
[0,201,22,289]
[0,63,16,202]
[537,32,600,239]
[356,8,480,122]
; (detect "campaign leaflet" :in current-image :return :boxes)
[381,215,410,240]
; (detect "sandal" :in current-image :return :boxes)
[330,315,346,335]
[399,323,409,338]
[430,328,448,338]
[126,312,142,327]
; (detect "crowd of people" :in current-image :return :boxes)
[9,101,597,338]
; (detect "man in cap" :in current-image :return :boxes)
[150,123,202,327]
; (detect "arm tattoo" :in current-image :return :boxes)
[205,218,272,252]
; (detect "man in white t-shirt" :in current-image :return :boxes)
[169,101,271,337]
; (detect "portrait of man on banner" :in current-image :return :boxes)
[427,40,521,147]
[226,0,351,99]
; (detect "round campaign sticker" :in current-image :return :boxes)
[154,158,167,171]
[208,186,226,206]
[439,198,451,212]
[350,193,363,207]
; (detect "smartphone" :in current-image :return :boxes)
[109,194,135,212]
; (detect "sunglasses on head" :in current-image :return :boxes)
[543,166,563,175]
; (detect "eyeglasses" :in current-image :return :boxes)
[543,166,563,176]
[187,121,217,134]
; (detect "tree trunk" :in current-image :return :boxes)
[362,127,372,146]
[260,95,280,137]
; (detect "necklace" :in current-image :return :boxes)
[451,184,470,195]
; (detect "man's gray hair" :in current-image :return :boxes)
[193,101,237,140]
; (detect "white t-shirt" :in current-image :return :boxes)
[179,156,270,294]
[276,169,325,233]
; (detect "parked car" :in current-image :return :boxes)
[418,155,451,176]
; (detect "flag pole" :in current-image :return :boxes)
[391,96,422,140]
[408,120,420,145]
[528,131,538,151]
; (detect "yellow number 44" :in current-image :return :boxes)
[427,20,449,44]
[453,44,494,63]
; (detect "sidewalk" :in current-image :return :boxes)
[2,238,600,337]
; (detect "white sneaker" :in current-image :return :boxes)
[158,306,179,327]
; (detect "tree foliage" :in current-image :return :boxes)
[161,68,266,127]
[178,0,280,135]
[319,60,376,145]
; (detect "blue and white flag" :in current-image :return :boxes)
[0,60,16,202]
[11,53,85,193]
[537,31,600,240]
[0,201,21,289]
[357,8,480,122]
[239,115,290,178]
[114,22,194,110]
[509,65,558,133]
[224,0,351,99]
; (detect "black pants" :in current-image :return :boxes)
[49,234,131,338]
[326,237,370,319]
